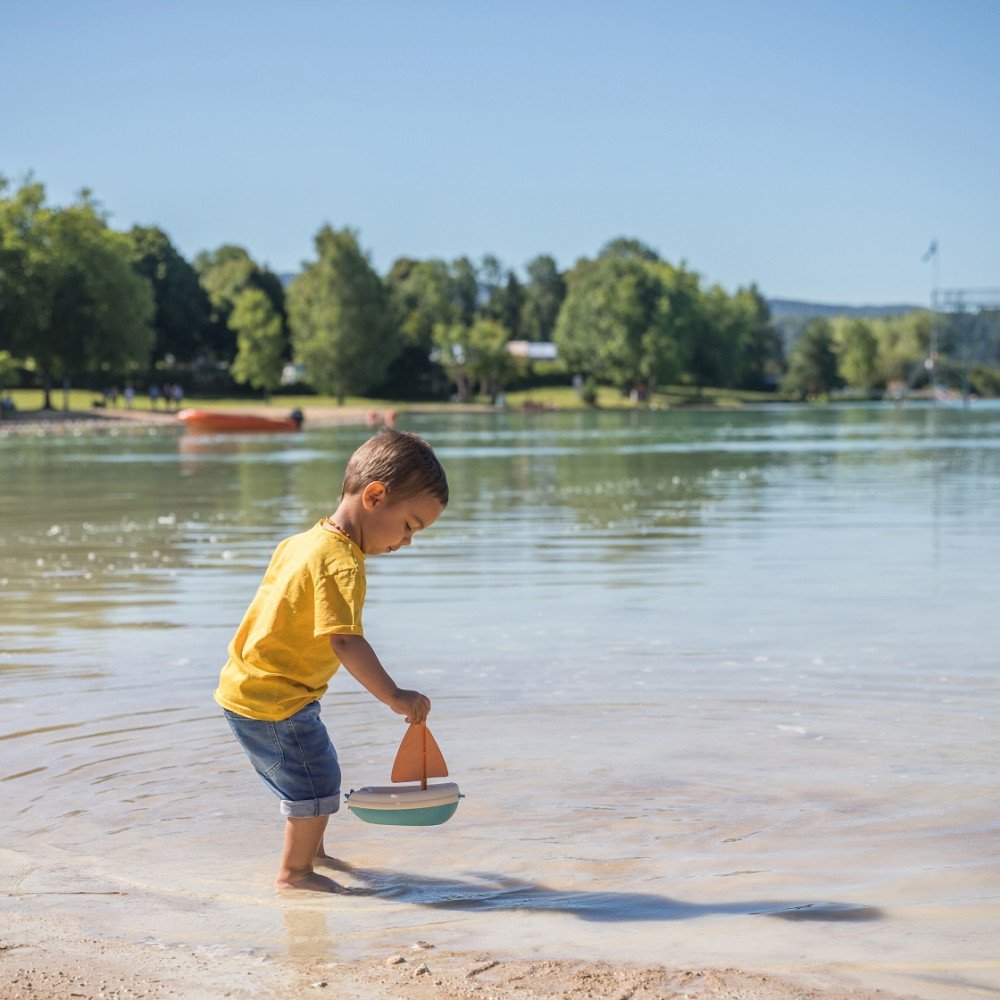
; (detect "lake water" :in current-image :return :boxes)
[2,403,998,997]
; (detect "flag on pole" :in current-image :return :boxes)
[922,239,938,262]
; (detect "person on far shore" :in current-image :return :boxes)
[123,385,135,409]
[214,429,449,892]
[170,383,184,411]
[149,384,162,410]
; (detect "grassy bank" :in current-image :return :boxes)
[3,388,408,414]
[3,383,784,418]
[504,384,783,409]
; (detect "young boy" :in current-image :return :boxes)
[215,429,448,892]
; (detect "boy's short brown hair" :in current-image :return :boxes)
[342,429,448,505]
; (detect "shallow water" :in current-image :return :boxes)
[2,404,999,996]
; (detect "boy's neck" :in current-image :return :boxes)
[325,500,362,547]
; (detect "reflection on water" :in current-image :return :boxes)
[2,404,999,994]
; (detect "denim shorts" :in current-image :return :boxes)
[223,700,341,818]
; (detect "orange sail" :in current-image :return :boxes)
[391,723,449,790]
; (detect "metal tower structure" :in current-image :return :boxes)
[932,287,1000,401]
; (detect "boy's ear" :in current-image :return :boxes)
[361,482,388,509]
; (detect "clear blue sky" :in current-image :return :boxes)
[4,0,998,305]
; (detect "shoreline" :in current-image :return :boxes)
[0,906,908,1000]
[0,398,517,437]
[0,405,412,437]
[0,393,974,437]
[0,407,180,434]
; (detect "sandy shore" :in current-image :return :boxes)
[0,907,899,1000]
[0,405,399,437]
[0,407,177,433]
[0,401,507,437]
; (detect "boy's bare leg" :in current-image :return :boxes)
[315,838,341,866]
[276,816,345,892]
[315,831,350,871]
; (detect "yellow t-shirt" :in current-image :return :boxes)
[214,521,366,721]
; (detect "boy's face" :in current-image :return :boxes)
[360,485,445,556]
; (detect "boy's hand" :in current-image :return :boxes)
[330,635,431,724]
[390,689,431,725]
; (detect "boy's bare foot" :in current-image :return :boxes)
[314,852,351,872]
[275,869,375,895]
[275,870,350,893]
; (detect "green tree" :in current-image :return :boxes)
[0,180,154,408]
[477,254,525,338]
[0,177,47,356]
[229,288,285,397]
[0,349,18,420]
[128,226,212,363]
[450,257,479,326]
[0,350,17,387]
[697,285,748,388]
[432,322,475,402]
[432,318,514,403]
[836,318,881,391]
[689,282,786,390]
[520,254,565,342]
[873,311,931,385]
[386,257,457,351]
[782,318,841,399]
[598,236,661,262]
[484,270,525,340]
[194,245,286,361]
[554,254,685,393]
[49,199,155,398]
[381,256,457,399]
[657,264,710,386]
[468,318,515,401]
[478,254,505,309]
[287,226,396,404]
[732,284,784,390]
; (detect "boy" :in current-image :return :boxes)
[215,429,448,892]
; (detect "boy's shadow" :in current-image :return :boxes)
[321,858,881,923]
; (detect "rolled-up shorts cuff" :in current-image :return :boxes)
[280,795,341,818]
[223,701,342,816]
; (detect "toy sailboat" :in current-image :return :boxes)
[345,723,461,827]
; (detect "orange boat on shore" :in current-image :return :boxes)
[176,408,304,433]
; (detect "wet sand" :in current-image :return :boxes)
[0,905,911,1000]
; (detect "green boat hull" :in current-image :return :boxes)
[347,800,459,826]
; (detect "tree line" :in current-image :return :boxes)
[780,310,1000,399]
[5,177,986,409]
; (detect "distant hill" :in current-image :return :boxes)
[277,279,921,316]
[766,299,925,351]
[766,299,923,319]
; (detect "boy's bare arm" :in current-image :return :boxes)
[329,634,430,724]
